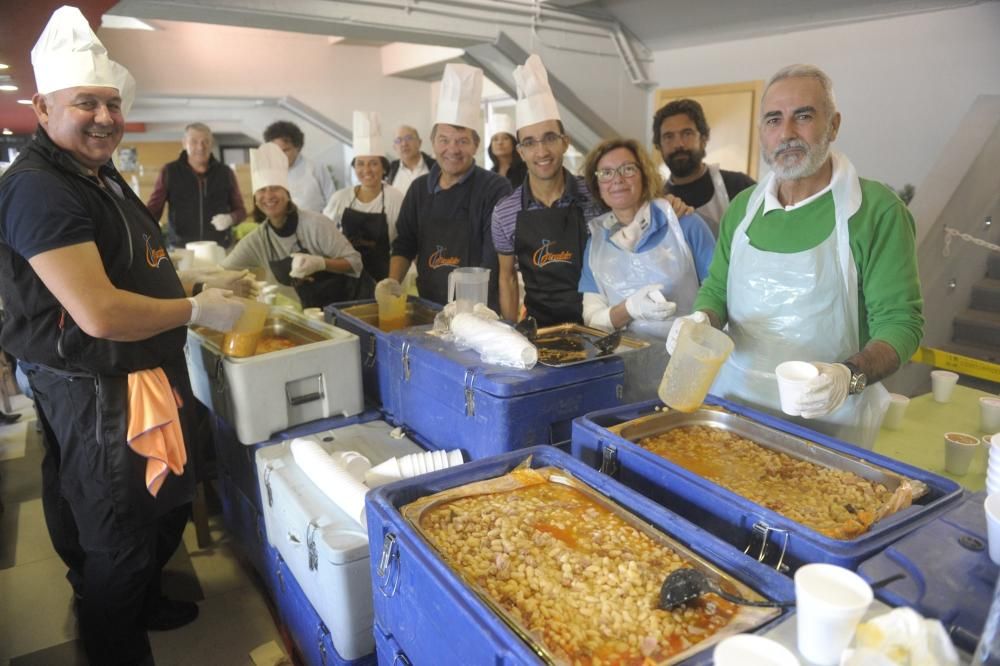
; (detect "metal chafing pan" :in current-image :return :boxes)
[402,464,781,666]
[337,301,438,330]
[192,311,332,354]
[609,408,929,501]
[533,323,649,368]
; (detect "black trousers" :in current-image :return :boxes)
[29,367,192,666]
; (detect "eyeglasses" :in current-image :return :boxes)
[394,134,417,145]
[595,162,641,182]
[518,132,566,151]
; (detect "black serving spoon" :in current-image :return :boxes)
[514,316,538,341]
[591,330,622,356]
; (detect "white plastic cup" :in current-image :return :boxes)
[776,361,820,417]
[986,495,1000,566]
[448,449,464,466]
[981,397,1000,433]
[930,370,959,403]
[713,634,800,666]
[882,393,910,430]
[944,432,980,475]
[794,563,873,666]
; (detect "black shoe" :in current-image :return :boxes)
[0,411,20,425]
[144,597,199,631]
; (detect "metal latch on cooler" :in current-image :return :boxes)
[365,336,377,368]
[263,465,274,507]
[317,622,331,666]
[744,521,790,573]
[212,356,226,394]
[307,520,320,571]
[598,442,618,476]
[401,342,411,381]
[377,532,401,597]
[463,369,478,416]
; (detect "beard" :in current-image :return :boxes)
[665,146,705,178]
[763,130,832,181]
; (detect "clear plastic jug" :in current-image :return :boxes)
[658,321,734,412]
[374,281,408,332]
[221,298,270,357]
[447,267,490,314]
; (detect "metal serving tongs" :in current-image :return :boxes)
[590,330,622,356]
[514,316,538,341]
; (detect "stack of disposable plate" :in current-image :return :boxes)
[987,433,999,496]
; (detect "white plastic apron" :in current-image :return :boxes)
[711,152,889,449]
[695,163,730,238]
[588,199,700,401]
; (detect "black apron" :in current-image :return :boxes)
[341,188,390,283]
[514,186,587,327]
[415,182,475,306]
[263,223,370,308]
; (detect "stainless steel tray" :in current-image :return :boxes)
[612,408,929,501]
[533,323,648,368]
[338,301,438,330]
[403,464,780,665]
[192,311,333,354]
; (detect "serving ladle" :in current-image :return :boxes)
[659,568,794,610]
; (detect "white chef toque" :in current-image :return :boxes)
[435,63,483,132]
[31,6,136,115]
[353,110,384,157]
[514,54,561,131]
[489,114,516,142]
[251,142,290,193]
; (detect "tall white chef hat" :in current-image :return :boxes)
[251,142,290,193]
[489,114,516,142]
[353,110,384,157]
[514,55,560,131]
[31,6,136,115]
[435,63,483,132]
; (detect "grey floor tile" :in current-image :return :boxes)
[8,639,86,666]
[0,555,77,663]
[11,499,58,567]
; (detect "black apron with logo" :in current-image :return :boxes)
[264,223,370,308]
[341,189,390,283]
[415,182,474,306]
[514,186,586,327]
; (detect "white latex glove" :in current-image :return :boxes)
[794,362,852,419]
[624,283,676,322]
[375,277,403,297]
[187,288,244,332]
[202,269,259,298]
[289,253,327,279]
[665,310,710,355]
[210,213,234,231]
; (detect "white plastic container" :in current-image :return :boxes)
[186,309,364,443]
[255,420,425,659]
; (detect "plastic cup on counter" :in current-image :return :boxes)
[944,431,980,475]
[714,634,800,666]
[930,370,959,403]
[775,361,820,417]
[794,563,873,666]
[882,393,910,430]
[986,495,1000,566]
[221,298,269,357]
[981,396,1000,433]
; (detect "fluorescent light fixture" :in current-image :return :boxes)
[16,99,31,105]
[0,85,18,92]
[1,129,13,136]
[101,15,155,31]
[0,64,9,70]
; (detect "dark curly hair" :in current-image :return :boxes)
[263,120,305,149]
[651,99,710,147]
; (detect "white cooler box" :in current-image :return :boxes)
[186,310,364,444]
[255,419,425,660]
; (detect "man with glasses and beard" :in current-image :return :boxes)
[654,98,755,237]
[666,64,923,451]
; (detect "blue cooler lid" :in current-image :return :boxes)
[858,491,996,652]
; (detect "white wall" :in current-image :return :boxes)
[647,3,1000,191]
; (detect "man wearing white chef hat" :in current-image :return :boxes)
[0,5,246,663]
[384,63,513,309]
[492,54,602,326]
[667,64,923,449]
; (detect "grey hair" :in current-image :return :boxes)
[763,64,837,117]
[184,122,213,136]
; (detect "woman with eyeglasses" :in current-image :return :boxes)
[487,116,527,188]
[579,137,715,400]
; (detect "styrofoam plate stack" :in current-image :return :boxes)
[988,433,999,496]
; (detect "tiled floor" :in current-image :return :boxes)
[0,406,285,666]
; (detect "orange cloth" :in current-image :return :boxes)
[126,368,187,497]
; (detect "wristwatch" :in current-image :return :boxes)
[841,361,867,395]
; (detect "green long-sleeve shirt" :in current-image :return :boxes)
[693,178,924,364]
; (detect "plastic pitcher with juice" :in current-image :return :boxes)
[222,298,269,357]
[375,281,408,332]
[658,320,733,412]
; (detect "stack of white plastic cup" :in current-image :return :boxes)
[988,433,1000,496]
[986,493,1000,567]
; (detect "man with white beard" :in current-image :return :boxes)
[666,64,923,450]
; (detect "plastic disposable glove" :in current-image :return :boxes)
[794,362,851,419]
[187,288,244,332]
[289,253,327,279]
[375,277,403,297]
[665,310,710,355]
[210,213,234,231]
[624,284,676,322]
[203,269,259,298]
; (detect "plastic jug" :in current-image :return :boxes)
[375,281,408,332]
[658,320,734,412]
[221,297,270,357]
[447,267,490,314]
